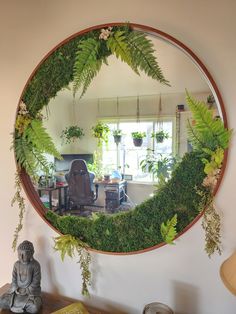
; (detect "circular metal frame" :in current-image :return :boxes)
[17,22,228,255]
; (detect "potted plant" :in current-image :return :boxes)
[152,130,169,143]
[113,129,123,145]
[38,162,56,188]
[92,122,110,147]
[140,153,178,183]
[60,125,85,144]
[131,131,146,147]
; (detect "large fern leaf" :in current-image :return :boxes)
[186,91,232,151]
[160,214,178,244]
[24,120,61,159]
[73,38,102,97]
[126,30,170,86]
[14,135,50,180]
[106,30,138,74]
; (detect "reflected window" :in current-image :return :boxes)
[102,119,174,182]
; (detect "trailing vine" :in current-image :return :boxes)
[11,172,26,251]
[54,235,91,296]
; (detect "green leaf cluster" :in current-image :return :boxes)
[60,125,85,144]
[202,147,224,175]
[131,131,146,139]
[54,234,91,296]
[161,214,178,244]
[186,91,232,152]
[91,122,110,147]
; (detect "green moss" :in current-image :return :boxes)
[46,152,207,252]
[22,36,82,117]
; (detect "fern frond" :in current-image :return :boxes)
[160,214,177,244]
[73,38,101,97]
[24,120,61,159]
[14,136,39,180]
[126,30,170,86]
[106,30,138,74]
[186,91,232,151]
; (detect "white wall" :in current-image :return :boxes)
[1,1,236,313]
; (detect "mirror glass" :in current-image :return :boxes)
[35,31,219,215]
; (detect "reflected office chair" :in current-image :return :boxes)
[65,159,98,211]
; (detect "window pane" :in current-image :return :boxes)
[102,119,174,183]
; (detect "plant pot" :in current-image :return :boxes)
[133,138,143,147]
[113,135,122,145]
[155,136,164,143]
[177,104,185,112]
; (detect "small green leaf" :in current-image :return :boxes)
[161,214,178,244]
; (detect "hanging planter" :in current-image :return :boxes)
[113,129,122,145]
[132,132,146,147]
[60,125,85,144]
[152,130,169,143]
[92,122,110,147]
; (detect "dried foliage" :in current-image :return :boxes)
[202,199,222,257]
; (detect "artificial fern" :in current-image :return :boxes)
[54,235,91,296]
[126,30,170,85]
[73,38,102,98]
[186,91,232,151]
[106,30,136,73]
[25,120,61,159]
[72,27,170,98]
[160,214,178,244]
[14,119,61,180]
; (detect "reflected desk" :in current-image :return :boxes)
[95,180,127,211]
[37,184,68,214]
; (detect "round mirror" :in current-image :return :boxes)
[16,23,227,254]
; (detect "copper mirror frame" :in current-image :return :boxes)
[17,22,228,255]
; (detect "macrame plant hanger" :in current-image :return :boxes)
[136,95,140,125]
[116,97,121,171]
[157,93,163,132]
[71,95,77,153]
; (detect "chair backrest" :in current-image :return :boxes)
[66,159,95,207]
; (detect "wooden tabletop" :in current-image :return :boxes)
[0,284,108,314]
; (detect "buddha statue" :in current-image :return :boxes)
[0,240,42,313]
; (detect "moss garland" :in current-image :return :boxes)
[46,152,207,252]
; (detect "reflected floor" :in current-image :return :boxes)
[53,202,133,218]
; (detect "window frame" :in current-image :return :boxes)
[101,116,176,184]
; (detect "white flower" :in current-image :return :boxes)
[202,169,221,190]
[18,101,29,115]
[99,27,112,40]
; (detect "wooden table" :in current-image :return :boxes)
[0,284,108,314]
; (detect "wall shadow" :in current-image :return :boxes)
[172,280,199,314]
